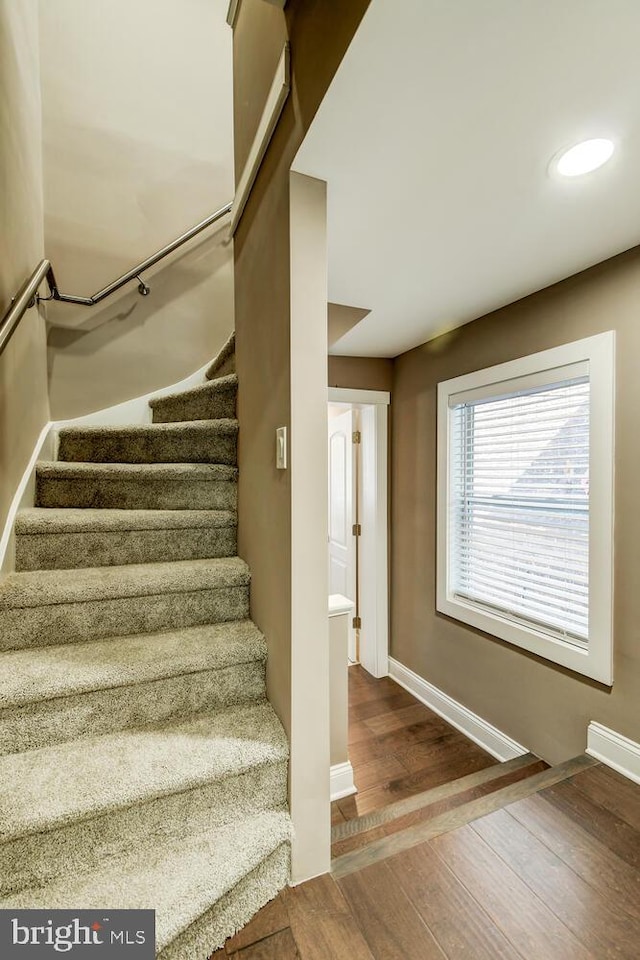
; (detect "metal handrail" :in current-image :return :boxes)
[0,201,232,359]
[0,260,52,359]
[47,201,233,305]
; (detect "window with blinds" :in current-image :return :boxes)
[437,334,615,684]
[449,376,590,645]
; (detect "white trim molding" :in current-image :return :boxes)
[388,658,528,762]
[587,722,640,785]
[330,761,357,801]
[329,594,355,618]
[328,387,389,678]
[328,388,390,406]
[229,44,290,237]
[0,423,55,575]
[436,331,616,686]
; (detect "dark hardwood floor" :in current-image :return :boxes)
[333,665,497,824]
[210,668,640,957]
[212,764,640,959]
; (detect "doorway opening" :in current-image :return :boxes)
[327,388,389,678]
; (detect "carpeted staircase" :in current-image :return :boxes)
[0,333,292,958]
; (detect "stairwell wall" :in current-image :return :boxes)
[0,0,49,536]
[38,0,235,419]
[232,0,371,882]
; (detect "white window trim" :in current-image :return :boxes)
[436,332,615,685]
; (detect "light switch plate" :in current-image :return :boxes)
[276,426,287,469]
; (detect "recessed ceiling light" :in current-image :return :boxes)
[553,138,615,178]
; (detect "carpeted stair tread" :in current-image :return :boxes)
[15,507,235,535]
[36,460,237,482]
[151,374,237,407]
[58,419,238,465]
[0,809,292,956]
[206,331,235,380]
[0,557,249,610]
[150,374,238,424]
[152,373,237,403]
[0,701,287,842]
[15,508,238,571]
[0,620,266,709]
[36,461,237,512]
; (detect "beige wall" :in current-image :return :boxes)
[329,354,393,392]
[232,0,370,881]
[38,0,234,418]
[0,0,49,532]
[392,247,640,764]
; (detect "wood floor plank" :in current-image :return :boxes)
[543,779,640,870]
[336,794,361,820]
[350,689,417,721]
[230,928,300,959]
[472,808,640,960]
[387,842,523,959]
[338,861,447,960]
[363,702,439,736]
[282,874,375,960]
[341,750,495,818]
[332,755,597,879]
[348,719,380,745]
[331,761,548,858]
[348,675,404,707]
[431,825,595,960]
[399,730,496,775]
[351,754,408,793]
[331,802,346,826]
[346,719,451,767]
[373,718,460,752]
[570,764,640,833]
[332,754,539,842]
[224,895,289,954]
[508,793,640,921]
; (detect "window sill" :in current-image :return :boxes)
[437,593,613,685]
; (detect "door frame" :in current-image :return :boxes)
[328,407,357,661]
[328,387,390,678]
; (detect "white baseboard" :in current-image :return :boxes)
[587,721,640,785]
[388,657,528,762]
[330,761,357,801]
[0,422,56,575]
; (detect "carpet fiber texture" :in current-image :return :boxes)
[0,338,292,956]
[15,507,238,570]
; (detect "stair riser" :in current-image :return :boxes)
[0,762,288,896]
[16,526,237,571]
[36,477,237,511]
[151,390,236,424]
[0,662,266,755]
[207,352,236,381]
[0,586,250,651]
[58,432,237,466]
[160,842,290,959]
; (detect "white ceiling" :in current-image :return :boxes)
[293,0,640,358]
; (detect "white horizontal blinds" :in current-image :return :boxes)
[450,376,590,644]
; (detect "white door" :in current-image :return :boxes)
[328,409,357,660]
